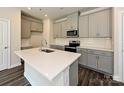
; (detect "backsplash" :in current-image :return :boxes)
[54,38,112,49]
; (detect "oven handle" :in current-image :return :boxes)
[65,47,76,49]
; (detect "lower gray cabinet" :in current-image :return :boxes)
[87,54,97,69]
[50,44,64,50]
[97,55,113,74]
[77,48,113,75]
[77,49,88,66]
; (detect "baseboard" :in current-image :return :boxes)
[113,75,120,81]
[10,62,21,68]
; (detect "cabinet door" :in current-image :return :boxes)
[97,9,111,37]
[21,19,31,38]
[79,15,89,37]
[98,55,113,74]
[89,12,97,37]
[67,15,73,30]
[36,23,42,32]
[31,22,37,31]
[77,49,88,66]
[87,54,97,69]
[31,22,42,32]
[71,13,78,30]
[61,21,67,38]
[67,12,78,30]
[53,22,61,38]
[89,9,111,37]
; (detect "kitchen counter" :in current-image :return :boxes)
[15,47,81,85]
[77,46,113,52]
[50,43,113,52]
[50,43,65,46]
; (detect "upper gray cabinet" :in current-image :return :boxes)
[21,15,43,39]
[61,20,68,38]
[21,18,31,39]
[79,9,112,38]
[79,15,89,37]
[53,22,61,38]
[67,12,79,30]
[89,9,111,37]
[53,20,67,38]
[31,21,43,32]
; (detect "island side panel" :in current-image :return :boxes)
[24,62,70,86]
[69,60,78,86]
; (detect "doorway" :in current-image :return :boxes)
[0,18,10,71]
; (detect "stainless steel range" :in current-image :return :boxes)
[65,40,80,52]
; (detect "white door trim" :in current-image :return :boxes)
[0,18,10,69]
[122,12,124,82]
[115,10,124,82]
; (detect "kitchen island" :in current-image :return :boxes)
[15,48,81,86]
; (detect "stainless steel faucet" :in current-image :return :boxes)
[41,39,47,50]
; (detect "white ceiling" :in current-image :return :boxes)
[20,7,93,20]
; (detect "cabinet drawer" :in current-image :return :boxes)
[87,49,113,56]
[50,45,64,50]
[77,48,87,53]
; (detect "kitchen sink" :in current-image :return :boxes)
[40,49,54,53]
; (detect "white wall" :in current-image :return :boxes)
[0,8,21,67]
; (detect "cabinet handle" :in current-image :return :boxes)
[97,56,99,60]
[96,56,99,68]
[4,46,8,49]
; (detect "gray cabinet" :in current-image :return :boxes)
[79,15,89,37]
[31,22,42,32]
[67,12,78,30]
[77,48,113,75]
[53,20,67,38]
[53,22,61,38]
[77,48,88,65]
[53,12,78,38]
[21,18,31,39]
[50,44,64,50]
[87,53,98,69]
[98,55,113,74]
[61,20,67,38]
[89,9,111,37]
[79,9,111,38]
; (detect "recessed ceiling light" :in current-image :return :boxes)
[44,14,48,17]
[27,7,32,10]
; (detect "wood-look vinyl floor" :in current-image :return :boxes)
[0,65,31,86]
[78,67,124,86]
[0,64,124,86]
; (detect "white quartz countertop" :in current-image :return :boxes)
[15,48,81,81]
[77,46,113,52]
[50,43,113,52]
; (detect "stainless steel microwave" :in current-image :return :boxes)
[67,30,78,38]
